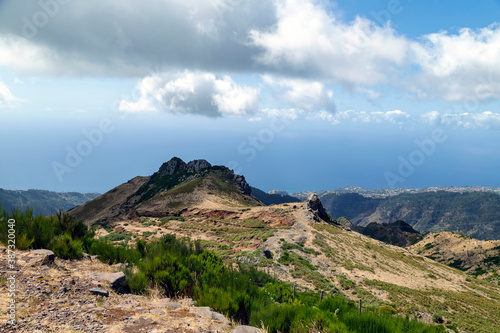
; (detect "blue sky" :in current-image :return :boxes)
[1,0,500,194]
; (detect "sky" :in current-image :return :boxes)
[1,0,500,194]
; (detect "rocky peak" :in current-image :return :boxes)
[186,159,211,174]
[307,193,331,222]
[157,157,186,177]
[233,174,251,195]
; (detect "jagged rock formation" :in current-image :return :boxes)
[234,174,251,195]
[307,193,332,222]
[157,157,186,176]
[157,157,212,177]
[186,159,211,173]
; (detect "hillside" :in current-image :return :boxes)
[320,191,500,240]
[0,188,100,216]
[409,232,500,277]
[81,199,500,332]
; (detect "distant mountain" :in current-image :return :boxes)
[69,157,262,224]
[250,187,300,205]
[293,185,500,199]
[321,191,500,240]
[0,188,100,216]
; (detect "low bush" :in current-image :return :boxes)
[51,233,83,259]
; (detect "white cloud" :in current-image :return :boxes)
[410,25,500,101]
[250,0,409,85]
[420,111,441,126]
[262,76,335,112]
[119,71,260,117]
[2,0,500,107]
[0,80,24,108]
[261,107,304,120]
[423,111,500,129]
[316,109,410,127]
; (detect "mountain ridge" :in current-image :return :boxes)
[0,188,100,216]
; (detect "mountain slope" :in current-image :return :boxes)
[93,198,500,332]
[0,188,100,216]
[68,176,149,224]
[409,232,500,276]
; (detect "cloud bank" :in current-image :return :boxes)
[1,0,500,119]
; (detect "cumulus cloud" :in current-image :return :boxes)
[261,107,304,120]
[420,111,441,126]
[119,71,260,117]
[262,76,335,112]
[250,0,409,85]
[315,109,410,127]
[410,25,500,101]
[421,111,500,129]
[0,81,24,108]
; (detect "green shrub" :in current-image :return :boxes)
[51,233,83,259]
[378,305,397,315]
[124,269,149,294]
[88,240,141,265]
[0,207,90,251]
[432,313,444,323]
[16,233,34,250]
[99,232,132,242]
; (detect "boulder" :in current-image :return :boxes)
[163,302,182,310]
[307,194,331,222]
[90,272,125,290]
[32,249,55,265]
[230,326,263,333]
[190,307,231,325]
[261,249,273,259]
[89,287,109,297]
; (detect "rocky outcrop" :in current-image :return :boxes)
[157,157,186,176]
[307,193,331,222]
[186,159,211,173]
[336,216,353,228]
[90,287,109,297]
[158,158,212,177]
[234,174,251,195]
[90,272,126,290]
[32,249,55,265]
